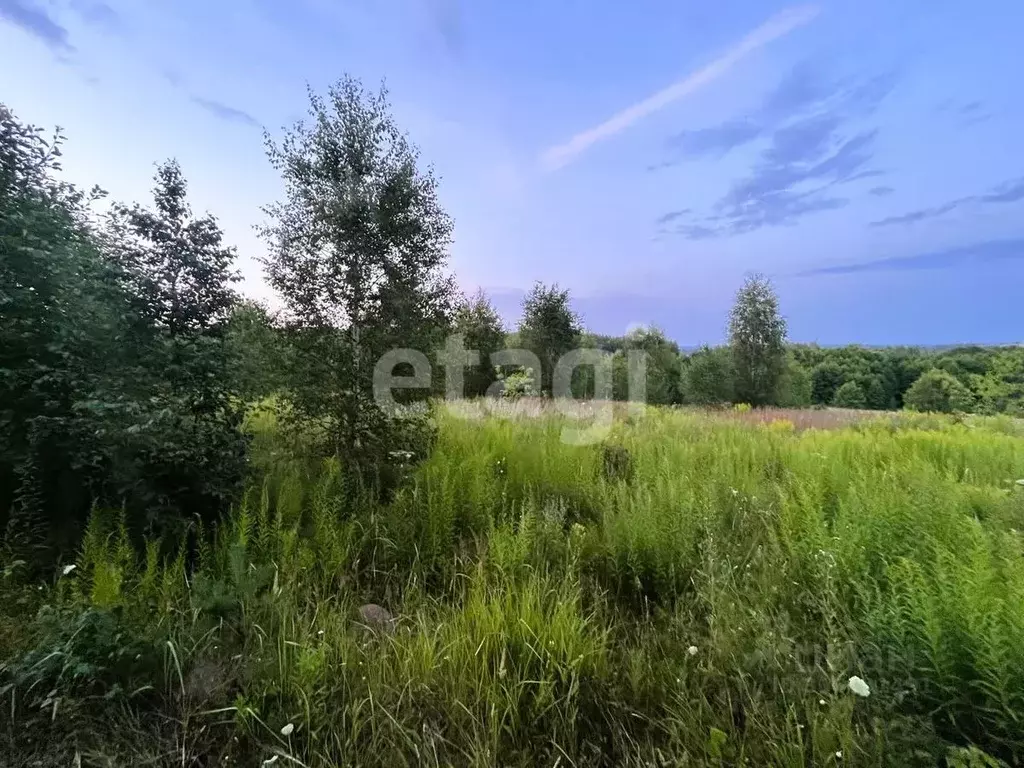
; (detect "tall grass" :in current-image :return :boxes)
[2,406,1023,765]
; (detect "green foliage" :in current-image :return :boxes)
[499,367,537,400]
[5,407,1024,765]
[224,300,290,400]
[683,344,735,405]
[904,368,976,413]
[1,106,247,553]
[260,76,456,470]
[6,84,1024,768]
[453,290,506,397]
[797,344,1024,415]
[812,361,845,405]
[614,326,682,405]
[517,282,582,395]
[108,159,238,336]
[729,273,787,406]
[776,354,813,407]
[104,160,248,532]
[832,380,867,408]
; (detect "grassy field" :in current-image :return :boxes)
[3,403,1024,766]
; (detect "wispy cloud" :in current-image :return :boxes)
[664,60,829,162]
[868,185,894,196]
[0,0,72,51]
[190,96,261,128]
[659,66,895,238]
[870,175,1024,227]
[539,5,820,172]
[935,97,992,128]
[69,0,119,31]
[797,238,1024,277]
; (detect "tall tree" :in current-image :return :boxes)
[1,105,127,552]
[106,160,247,531]
[453,291,506,398]
[517,282,582,395]
[260,76,456,464]
[728,274,787,407]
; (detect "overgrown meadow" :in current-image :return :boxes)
[3,403,1023,767]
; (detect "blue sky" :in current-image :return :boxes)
[2,0,1023,345]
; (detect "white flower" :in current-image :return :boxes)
[847,675,870,697]
[280,723,294,737]
[687,645,698,657]
[835,751,842,758]
[61,564,77,576]
[317,629,324,636]
[819,698,826,705]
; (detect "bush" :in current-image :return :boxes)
[500,367,538,400]
[904,368,975,413]
[833,380,867,409]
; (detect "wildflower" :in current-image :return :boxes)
[61,564,77,576]
[317,629,324,636]
[687,645,698,657]
[819,698,826,705]
[280,723,294,737]
[847,675,870,697]
[835,751,842,758]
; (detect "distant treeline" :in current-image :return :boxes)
[574,333,1024,415]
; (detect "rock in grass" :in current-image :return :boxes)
[357,603,395,634]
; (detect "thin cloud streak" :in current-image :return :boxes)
[0,0,73,51]
[190,96,261,128]
[539,5,821,172]
[796,239,1024,277]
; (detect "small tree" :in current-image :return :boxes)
[776,357,812,407]
[106,160,247,531]
[862,375,891,410]
[904,369,975,413]
[614,326,682,405]
[729,274,787,406]
[811,362,845,405]
[833,380,867,409]
[453,291,505,397]
[684,345,735,405]
[224,300,290,401]
[260,76,457,466]
[500,368,537,400]
[518,282,582,395]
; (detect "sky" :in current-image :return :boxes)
[2,0,1023,346]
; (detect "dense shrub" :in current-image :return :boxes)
[904,368,976,413]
